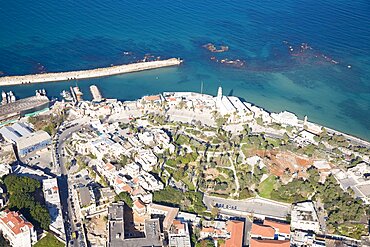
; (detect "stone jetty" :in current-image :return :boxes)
[0,58,182,86]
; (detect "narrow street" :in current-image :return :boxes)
[55,119,89,247]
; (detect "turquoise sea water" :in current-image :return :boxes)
[0,0,370,140]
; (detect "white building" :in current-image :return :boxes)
[0,186,7,208]
[228,96,254,122]
[138,173,164,191]
[124,163,141,178]
[42,178,65,240]
[346,162,370,204]
[200,220,229,239]
[152,129,170,145]
[90,136,123,160]
[0,163,11,177]
[0,122,32,144]
[291,202,321,233]
[271,111,299,126]
[0,210,37,247]
[135,149,157,171]
[132,187,153,204]
[93,160,117,184]
[299,130,318,144]
[176,211,201,225]
[244,102,272,123]
[215,87,233,115]
[149,203,179,231]
[133,199,147,216]
[169,220,191,247]
[138,132,155,146]
[16,130,51,157]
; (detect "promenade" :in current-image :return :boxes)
[0,58,182,86]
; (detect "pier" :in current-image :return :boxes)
[0,58,182,86]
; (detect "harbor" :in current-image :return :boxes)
[0,90,50,124]
[0,58,182,86]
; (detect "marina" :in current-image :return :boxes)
[0,90,50,124]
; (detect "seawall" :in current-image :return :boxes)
[0,58,182,86]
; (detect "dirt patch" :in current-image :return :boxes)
[250,149,313,177]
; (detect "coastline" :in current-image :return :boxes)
[0,58,182,86]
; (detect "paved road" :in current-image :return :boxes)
[203,195,291,220]
[55,119,89,247]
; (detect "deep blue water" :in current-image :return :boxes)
[0,0,370,140]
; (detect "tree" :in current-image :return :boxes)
[196,239,215,247]
[211,206,220,219]
[4,175,40,193]
[313,135,320,142]
[178,100,186,109]
[282,133,290,143]
[116,192,133,208]
[256,117,263,125]
[0,232,10,247]
[320,127,327,138]
[118,155,128,167]
[31,204,51,230]
[4,175,50,230]
[215,117,227,128]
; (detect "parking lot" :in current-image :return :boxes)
[22,148,56,172]
[204,195,291,220]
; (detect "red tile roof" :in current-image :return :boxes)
[222,220,244,247]
[263,219,290,234]
[144,95,161,101]
[173,220,182,226]
[132,188,143,196]
[201,227,215,233]
[0,210,33,235]
[134,199,145,209]
[105,162,115,171]
[173,220,185,232]
[166,97,177,102]
[251,223,275,238]
[250,239,290,247]
[115,177,123,184]
[122,185,132,193]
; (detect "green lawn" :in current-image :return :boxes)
[182,176,195,191]
[258,175,276,199]
[265,137,281,148]
[35,233,64,247]
[337,223,368,240]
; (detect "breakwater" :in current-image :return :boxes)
[0,58,182,86]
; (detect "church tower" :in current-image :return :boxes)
[217,86,223,100]
[216,86,223,107]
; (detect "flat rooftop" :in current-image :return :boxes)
[109,202,125,221]
[16,130,51,150]
[108,202,162,247]
[109,219,162,247]
[150,203,179,230]
[78,187,93,207]
[0,95,49,117]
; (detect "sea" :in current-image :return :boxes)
[0,0,369,140]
